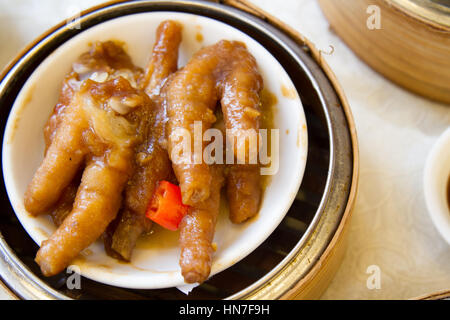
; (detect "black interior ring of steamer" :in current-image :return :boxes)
[0,0,352,300]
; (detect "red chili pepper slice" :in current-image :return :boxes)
[145,181,190,231]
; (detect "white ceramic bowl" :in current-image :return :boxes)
[424,127,450,245]
[2,12,307,289]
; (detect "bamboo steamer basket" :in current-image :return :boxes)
[414,289,450,300]
[0,0,358,300]
[318,0,450,104]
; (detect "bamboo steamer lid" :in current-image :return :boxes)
[318,0,450,104]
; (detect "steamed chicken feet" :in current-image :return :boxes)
[165,40,263,216]
[25,42,153,276]
[179,165,224,283]
[165,40,264,283]
[39,41,144,226]
[108,20,182,261]
[226,164,261,224]
[23,24,268,283]
[142,20,182,99]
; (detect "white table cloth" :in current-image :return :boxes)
[0,0,449,299]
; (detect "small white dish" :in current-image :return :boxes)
[424,127,450,245]
[2,12,308,289]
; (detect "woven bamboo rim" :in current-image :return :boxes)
[318,0,450,104]
[0,0,359,300]
[413,289,450,300]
